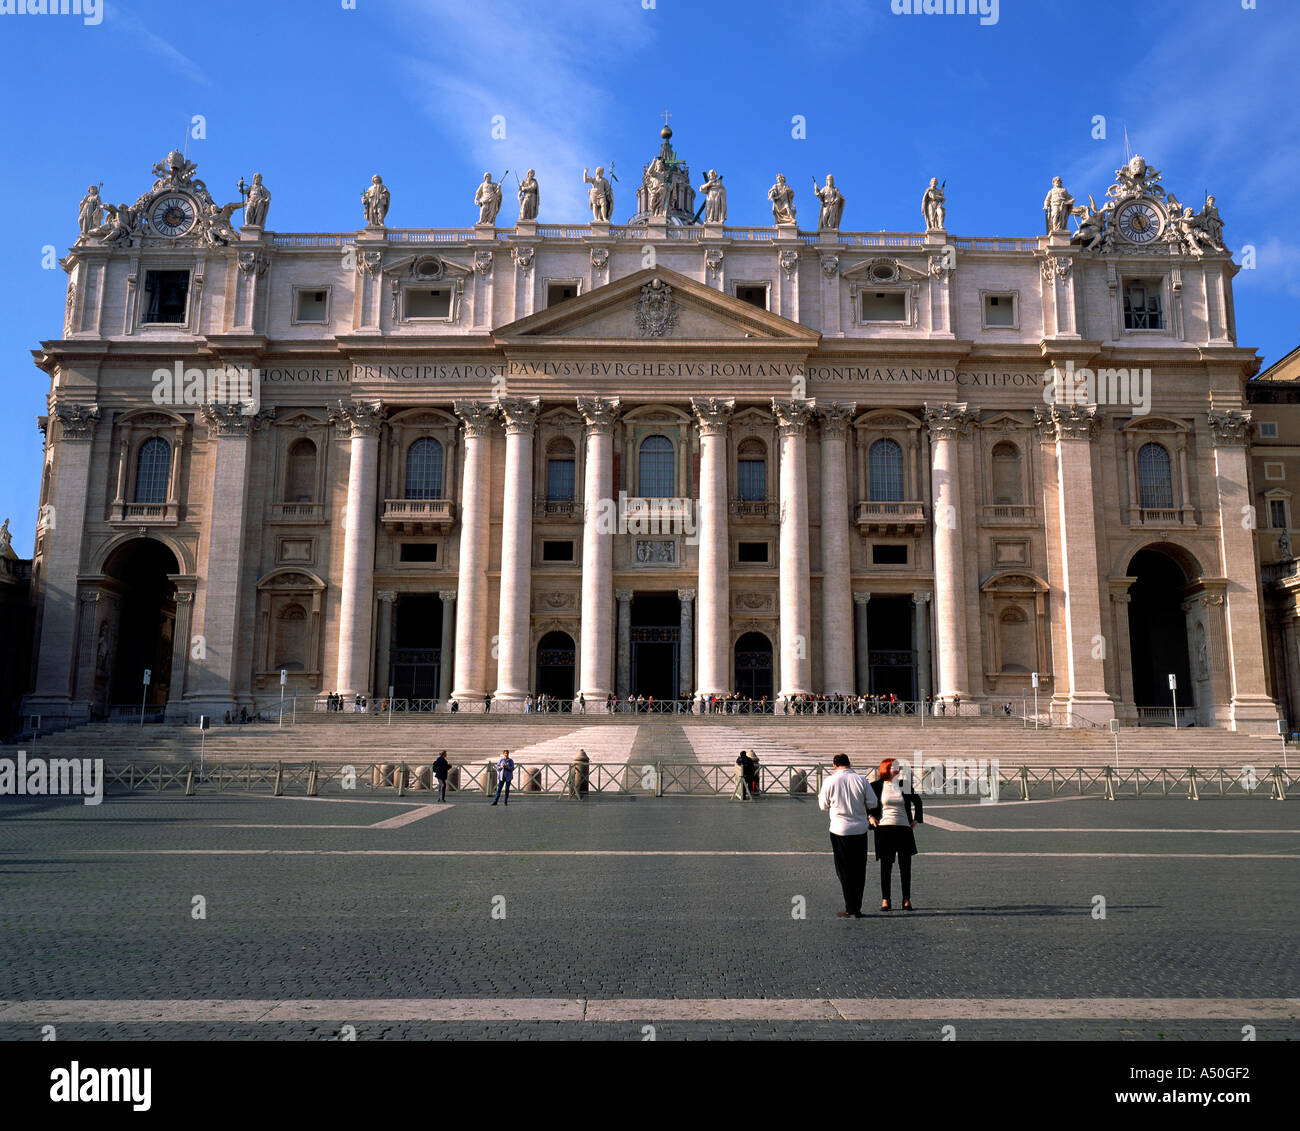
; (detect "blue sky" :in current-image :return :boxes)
[0,0,1295,557]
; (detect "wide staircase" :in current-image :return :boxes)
[18,713,1289,771]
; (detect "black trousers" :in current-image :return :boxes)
[829,832,868,914]
[880,854,912,902]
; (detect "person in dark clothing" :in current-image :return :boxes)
[432,750,450,803]
[483,694,492,714]
[492,750,514,806]
[735,749,760,798]
[868,757,923,911]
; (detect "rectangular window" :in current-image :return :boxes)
[983,293,1016,327]
[546,283,578,306]
[142,270,190,324]
[405,287,452,319]
[1270,500,1288,529]
[294,289,329,323]
[542,540,575,562]
[547,458,575,500]
[872,544,908,565]
[1123,279,1163,330]
[861,291,907,321]
[737,541,769,563]
[735,284,769,309]
[1265,462,1285,481]
[1259,421,1279,439]
[737,460,766,501]
[399,543,438,563]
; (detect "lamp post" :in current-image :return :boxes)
[140,669,151,727]
[1031,671,1039,731]
[1169,673,1179,730]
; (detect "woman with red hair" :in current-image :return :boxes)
[868,757,923,911]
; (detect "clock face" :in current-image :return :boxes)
[150,194,196,237]
[1116,200,1163,244]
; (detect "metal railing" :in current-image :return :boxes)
[94,759,1296,801]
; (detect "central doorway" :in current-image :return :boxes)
[103,539,179,711]
[734,631,774,700]
[536,631,576,701]
[630,592,679,699]
[868,596,917,699]
[1127,548,1195,720]
[390,594,442,699]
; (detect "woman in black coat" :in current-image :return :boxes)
[868,757,923,911]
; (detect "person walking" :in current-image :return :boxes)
[869,757,923,911]
[492,750,515,806]
[817,754,878,919]
[432,750,450,803]
[577,693,586,715]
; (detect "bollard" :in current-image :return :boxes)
[655,761,664,798]
[412,765,432,791]
[1272,765,1288,801]
[791,770,807,795]
[184,769,195,797]
[1103,765,1115,802]
[307,762,319,797]
[1187,767,1200,801]
[273,761,284,797]
[448,766,461,793]
[525,767,541,793]
[396,763,407,796]
[483,762,496,797]
[562,749,590,800]
[1019,766,1030,801]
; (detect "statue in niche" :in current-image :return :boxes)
[243,173,271,227]
[583,166,613,222]
[812,174,845,230]
[922,177,946,230]
[77,186,103,239]
[362,175,390,227]
[517,169,539,222]
[1043,176,1074,233]
[697,169,727,223]
[767,174,796,224]
[474,173,503,225]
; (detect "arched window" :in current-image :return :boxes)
[1137,442,1174,509]
[546,438,575,501]
[133,437,171,504]
[638,435,674,498]
[868,438,904,502]
[991,441,1023,505]
[737,438,766,502]
[284,439,317,503]
[405,437,444,500]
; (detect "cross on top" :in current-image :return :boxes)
[661,109,672,126]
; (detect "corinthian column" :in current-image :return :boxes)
[332,401,385,699]
[819,401,856,694]
[924,401,975,702]
[577,396,620,700]
[773,397,816,698]
[1209,409,1280,729]
[451,401,494,701]
[493,396,540,701]
[691,397,733,697]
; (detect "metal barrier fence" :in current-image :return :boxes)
[97,760,1296,800]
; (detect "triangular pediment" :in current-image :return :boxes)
[494,267,821,345]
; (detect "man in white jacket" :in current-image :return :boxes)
[817,754,879,918]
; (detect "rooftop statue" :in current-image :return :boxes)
[813,174,845,231]
[583,166,613,222]
[362,175,390,227]
[475,172,504,225]
[242,173,271,228]
[518,169,539,222]
[697,169,727,223]
[1043,176,1074,234]
[922,177,946,230]
[768,174,796,224]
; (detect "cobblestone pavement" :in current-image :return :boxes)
[0,791,1296,1039]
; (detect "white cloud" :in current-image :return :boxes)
[105,1,211,88]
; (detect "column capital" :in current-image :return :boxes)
[329,400,385,437]
[853,591,872,606]
[1034,403,1099,442]
[78,590,102,605]
[676,588,696,602]
[53,403,100,441]
[819,401,856,437]
[174,590,195,605]
[438,590,458,603]
[911,591,931,605]
[377,590,397,604]
[691,396,734,436]
[771,397,817,436]
[202,402,275,436]
[615,588,634,602]
[577,395,621,434]
[923,401,977,440]
[453,400,495,438]
[1208,408,1252,447]
[495,395,541,435]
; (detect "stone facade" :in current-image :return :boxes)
[20,140,1278,729]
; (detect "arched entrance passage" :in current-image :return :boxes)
[630,592,679,700]
[734,632,774,701]
[390,594,443,699]
[1127,547,1195,721]
[102,539,180,708]
[536,631,576,701]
